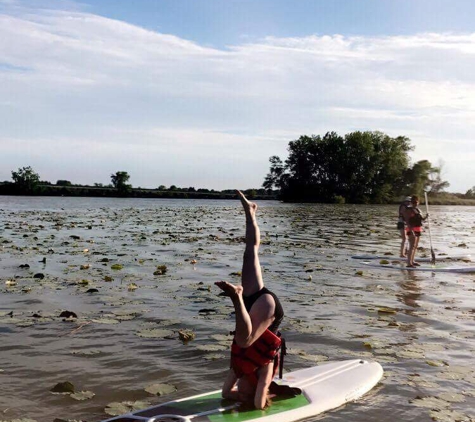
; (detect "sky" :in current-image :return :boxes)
[1,0,474,192]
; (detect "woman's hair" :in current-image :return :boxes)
[411,195,419,202]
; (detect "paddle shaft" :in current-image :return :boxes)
[424,192,436,263]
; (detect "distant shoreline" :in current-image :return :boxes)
[0,184,278,200]
[1,184,475,205]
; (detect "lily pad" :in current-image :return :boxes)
[437,392,465,403]
[104,401,151,416]
[203,353,226,361]
[377,307,397,314]
[91,318,120,324]
[410,396,450,410]
[196,344,228,352]
[178,329,195,343]
[136,328,174,338]
[111,264,123,270]
[70,390,95,400]
[144,383,177,396]
[429,409,470,422]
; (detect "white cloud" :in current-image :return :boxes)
[0,6,474,191]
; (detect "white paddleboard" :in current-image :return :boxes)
[102,359,383,422]
[360,261,475,273]
[352,253,471,262]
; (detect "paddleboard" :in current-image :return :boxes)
[360,261,475,273]
[352,253,471,262]
[102,359,383,422]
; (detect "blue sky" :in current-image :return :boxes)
[1,0,474,191]
[86,0,475,47]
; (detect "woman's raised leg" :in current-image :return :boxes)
[237,190,264,296]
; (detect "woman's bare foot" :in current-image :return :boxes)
[215,281,243,299]
[236,190,257,219]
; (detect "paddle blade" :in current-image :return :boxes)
[431,249,436,265]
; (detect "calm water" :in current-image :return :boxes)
[0,196,474,422]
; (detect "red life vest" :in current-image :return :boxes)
[230,329,282,386]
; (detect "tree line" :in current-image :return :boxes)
[262,131,473,204]
[1,167,272,199]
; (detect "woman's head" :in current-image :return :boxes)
[411,195,419,205]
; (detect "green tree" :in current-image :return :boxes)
[56,180,72,186]
[264,131,413,203]
[465,186,475,199]
[111,171,131,195]
[263,156,287,191]
[427,161,450,193]
[11,166,40,194]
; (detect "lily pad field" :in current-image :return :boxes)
[0,196,474,422]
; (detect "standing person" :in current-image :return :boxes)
[397,196,412,257]
[403,195,429,268]
[215,190,284,410]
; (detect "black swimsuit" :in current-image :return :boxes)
[243,287,284,333]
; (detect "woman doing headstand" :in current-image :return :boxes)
[215,190,284,410]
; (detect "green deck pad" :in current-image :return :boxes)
[162,392,309,422]
[134,391,309,421]
[206,394,309,422]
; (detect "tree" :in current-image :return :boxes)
[263,131,413,203]
[263,156,286,191]
[111,171,131,195]
[11,166,40,194]
[465,186,475,199]
[56,180,72,186]
[427,161,450,193]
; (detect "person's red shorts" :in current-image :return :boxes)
[406,226,422,237]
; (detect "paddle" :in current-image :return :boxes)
[424,191,436,265]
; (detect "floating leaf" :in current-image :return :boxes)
[91,318,119,324]
[377,307,397,314]
[429,409,470,422]
[144,383,177,396]
[437,392,465,403]
[104,401,151,416]
[178,329,195,343]
[425,360,447,367]
[70,390,95,401]
[111,264,123,270]
[299,353,329,362]
[196,344,228,352]
[156,265,167,273]
[410,396,449,409]
[127,283,138,291]
[136,328,174,338]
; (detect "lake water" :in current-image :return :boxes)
[0,196,474,422]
